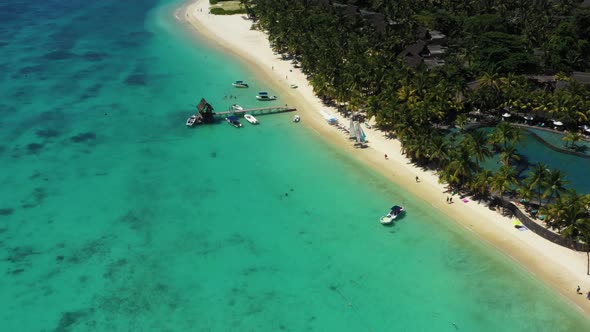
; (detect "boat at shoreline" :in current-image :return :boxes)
[232,80,249,88]
[380,205,405,225]
[225,115,242,128]
[320,109,338,125]
[244,114,258,124]
[256,91,277,101]
[186,115,197,127]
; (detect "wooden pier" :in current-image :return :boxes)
[188,98,297,127]
[215,106,296,116]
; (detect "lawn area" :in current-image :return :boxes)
[210,0,244,11]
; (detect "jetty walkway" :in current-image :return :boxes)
[216,106,296,116]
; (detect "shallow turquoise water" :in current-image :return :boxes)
[1,1,589,331]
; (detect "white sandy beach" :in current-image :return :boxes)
[181,0,590,314]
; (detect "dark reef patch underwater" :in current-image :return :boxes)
[0,208,14,216]
[70,132,96,143]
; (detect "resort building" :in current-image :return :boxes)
[399,30,448,70]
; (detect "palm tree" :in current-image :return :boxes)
[488,121,523,151]
[525,162,550,206]
[490,165,518,213]
[397,85,420,107]
[478,70,503,96]
[463,130,492,164]
[515,185,532,205]
[580,226,590,275]
[427,135,450,168]
[542,191,590,252]
[543,168,569,203]
[469,170,494,202]
[499,144,521,166]
[562,131,582,150]
[574,202,590,275]
[500,73,528,101]
[405,138,430,165]
[441,145,476,190]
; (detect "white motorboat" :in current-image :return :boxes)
[293,115,301,123]
[256,91,277,101]
[186,115,197,127]
[244,114,258,124]
[379,205,405,225]
[232,80,249,88]
[231,104,244,111]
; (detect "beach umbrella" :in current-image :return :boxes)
[552,120,563,126]
[502,113,511,118]
[523,115,534,121]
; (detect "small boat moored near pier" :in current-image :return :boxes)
[244,114,258,124]
[225,115,243,128]
[293,115,301,123]
[256,91,277,101]
[232,80,249,88]
[186,115,197,127]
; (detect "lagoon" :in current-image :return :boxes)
[0,0,588,330]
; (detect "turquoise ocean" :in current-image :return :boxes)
[1,1,589,330]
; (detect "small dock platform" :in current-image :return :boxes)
[216,106,296,116]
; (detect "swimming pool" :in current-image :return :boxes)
[475,127,590,194]
[526,127,590,156]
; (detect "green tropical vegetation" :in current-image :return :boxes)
[241,0,590,252]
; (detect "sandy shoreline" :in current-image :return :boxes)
[180,0,590,315]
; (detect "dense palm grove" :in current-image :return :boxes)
[240,0,590,250]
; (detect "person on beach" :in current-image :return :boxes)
[415,176,420,182]
[384,154,388,160]
[577,285,582,294]
[450,197,453,203]
[587,291,590,300]
[446,197,449,203]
